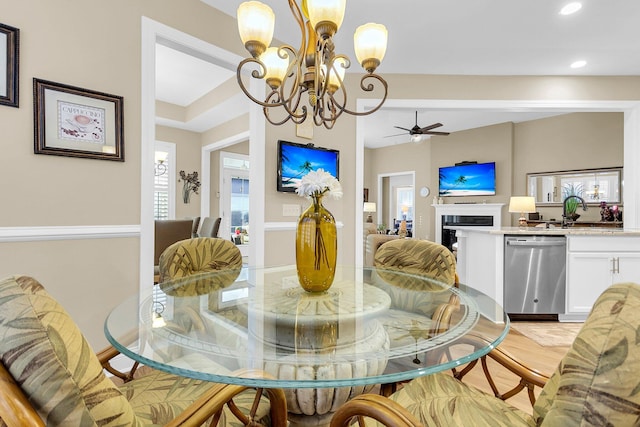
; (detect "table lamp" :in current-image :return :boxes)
[509,196,536,227]
[363,202,376,223]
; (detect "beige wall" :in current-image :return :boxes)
[0,0,246,348]
[1,0,639,348]
[365,122,513,240]
[156,125,202,219]
[263,116,356,267]
[431,122,514,232]
[513,112,623,222]
[2,238,139,348]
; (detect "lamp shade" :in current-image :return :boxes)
[363,202,376,213]
[306,0,346,34]
[237,1,275,55]
[260,47,289,88]
[327,57,347,93]
[509,196,536,213]
[354,23,388,72]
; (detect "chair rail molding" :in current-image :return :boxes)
[0,225,141,242]
[264,221,345,231]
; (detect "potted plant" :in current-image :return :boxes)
[562,183,584,221]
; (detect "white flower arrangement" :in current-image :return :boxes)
[295,169,343,200]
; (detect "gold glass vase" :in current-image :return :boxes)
[296,194,337,292]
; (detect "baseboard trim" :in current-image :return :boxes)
[0,225,141,242]
[558,313,588,322]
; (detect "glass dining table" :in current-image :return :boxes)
[105,265,509,426]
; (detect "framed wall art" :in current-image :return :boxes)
[33,78,124,161]
[0,23,19,108]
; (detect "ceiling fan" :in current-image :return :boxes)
[387,111,450,141]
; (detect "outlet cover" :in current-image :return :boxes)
[282,204,301,217]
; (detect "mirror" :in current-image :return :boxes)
[527,167,622,205]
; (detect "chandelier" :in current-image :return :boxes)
[236,0,389,129]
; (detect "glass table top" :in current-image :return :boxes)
[105,265,509,388]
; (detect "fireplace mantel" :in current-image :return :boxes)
[433,203,505,244]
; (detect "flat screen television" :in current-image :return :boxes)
[439,161,496,197]
[277,140,340,192]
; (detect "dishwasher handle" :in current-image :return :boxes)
[506,240,565,247]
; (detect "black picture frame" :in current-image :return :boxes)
[33,78,124,161]
[0,23,19,108]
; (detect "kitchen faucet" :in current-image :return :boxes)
[562,195,588,228]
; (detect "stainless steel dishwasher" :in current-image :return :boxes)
[504,235,566,317]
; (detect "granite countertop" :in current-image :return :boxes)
[490,227,640,236]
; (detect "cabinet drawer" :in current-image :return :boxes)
[568,235,640,252]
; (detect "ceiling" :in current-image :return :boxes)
[155,1,640,147]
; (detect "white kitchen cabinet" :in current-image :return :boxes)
[566,236,640,317]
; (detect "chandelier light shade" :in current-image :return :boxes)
[327,57,347,93]
[261,47,290,88]
[353,23,388,72]
[306,0,346,37]
[236,0,388,129]
[237,1,275,57]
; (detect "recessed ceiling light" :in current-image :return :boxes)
[560,2,582,15]
[570,60,587,69]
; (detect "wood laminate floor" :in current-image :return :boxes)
[452,321,572,414]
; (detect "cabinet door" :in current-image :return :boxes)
[614,254,640,284]
[567,253,613,314]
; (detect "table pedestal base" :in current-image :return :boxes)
[287,412,332,427]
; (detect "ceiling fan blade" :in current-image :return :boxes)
[394,126,412,132]
[384,133,409,138]
[417,123,443,133]
[424,131,450,136]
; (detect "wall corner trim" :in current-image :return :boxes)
[0,225,141,242]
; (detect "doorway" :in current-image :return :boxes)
[220,152,250,258]
[377,172,415,234]
[141,18,266,291]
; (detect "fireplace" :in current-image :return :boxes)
[433,204,504,251]
[442,215,494,251]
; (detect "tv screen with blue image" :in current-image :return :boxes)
[277,140,340,192]
[439,162,496,197]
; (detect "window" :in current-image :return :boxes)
[154,141,176,220]
[396,186,414,221]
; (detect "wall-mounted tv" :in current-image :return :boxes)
[277,140,340,192]
[439,161,496,197]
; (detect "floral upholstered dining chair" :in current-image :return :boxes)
[158,237,243,295]
[370,239,461,396]
[330,282,640,427]
[0,275,287,427]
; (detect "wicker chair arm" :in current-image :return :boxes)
[165,369,288,427]
[452,333,550,406]
[330,394,422,427]
[485,344,549,388]
[96,344,142,383]
[0,361,45,427]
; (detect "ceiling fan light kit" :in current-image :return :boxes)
[387,111,451,140]
[236,0,389,129]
